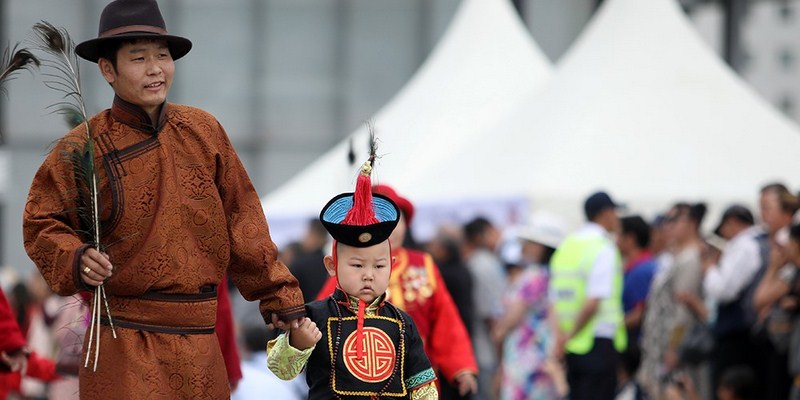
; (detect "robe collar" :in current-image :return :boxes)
[332,288,384,316]
[110,95,169,134]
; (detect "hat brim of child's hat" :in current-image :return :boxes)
[320,193,400,247]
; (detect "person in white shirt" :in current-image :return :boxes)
[703,205,762,393]
[550,191,627,400]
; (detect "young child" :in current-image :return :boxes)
[267,155,438,399]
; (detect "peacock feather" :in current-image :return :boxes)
[31,21,116,371]
[0,44,39,94]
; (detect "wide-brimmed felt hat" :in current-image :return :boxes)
[75,0,192,63]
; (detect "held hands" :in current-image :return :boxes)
[288,317,322,350]
[80,247,113,287]
[269,315,321,350]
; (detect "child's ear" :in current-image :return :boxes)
[323,255,336,277]
[391,256,397,266]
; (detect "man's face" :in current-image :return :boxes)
[664,208,689,246]
[616,232,634,256]
[326,241,391,303]
[100,39,174,117]
[760,191,791,235]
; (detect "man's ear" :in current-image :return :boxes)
[98,58,116,85]
[323,255,336,277]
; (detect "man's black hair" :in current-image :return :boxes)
[620,215,651,249]
[718,365,757,400]
[463,217,493,245]
[97,37,168,69]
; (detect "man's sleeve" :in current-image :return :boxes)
[704,239,761,303]
[212,122,305,323]
[586,244,616,299]
[22,137,89,296]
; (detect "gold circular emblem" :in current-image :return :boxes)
[343,327,396,382]
[358,232,372,243]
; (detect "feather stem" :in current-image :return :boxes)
[32,21,111,371]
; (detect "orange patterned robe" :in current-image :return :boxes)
[23,96,304,399]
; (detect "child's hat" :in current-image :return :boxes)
[319,137,400,247]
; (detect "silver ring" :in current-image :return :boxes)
[83,266,91,274]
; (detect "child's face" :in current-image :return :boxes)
[325,241,391,303]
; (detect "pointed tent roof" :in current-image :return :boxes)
[262,0,553,222]
[402,0,800,222]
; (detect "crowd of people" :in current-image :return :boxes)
[6,181,800,400]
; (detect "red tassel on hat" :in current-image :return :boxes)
[343,161,379,226]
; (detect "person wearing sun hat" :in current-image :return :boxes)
[22,1,305,398]
[316,183,479,397]
[268,152,438,399]
[492,211,568,399]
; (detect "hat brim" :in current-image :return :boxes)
[319,193,400,248]
[517,231,560,249]
[75,33,192,63]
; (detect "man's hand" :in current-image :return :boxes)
[288,317,321,350]
[80,248,113,287]
[552,331,568,363]
[1,349,29,373]
[268,314,301,331]
[454,372,478,396]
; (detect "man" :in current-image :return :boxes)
[704,205,762,392]
[22,1,304,398]
[289,219,330,303]
[462,216,505,399]
[616,215,658,343]
[550,191,627,400]
[317,184,478,398]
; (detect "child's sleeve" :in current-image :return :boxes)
[266,331,315,380]
[402,315,439,399]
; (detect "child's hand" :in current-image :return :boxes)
[289,317,322,350]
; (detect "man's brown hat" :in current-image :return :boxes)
[75,0,192,63]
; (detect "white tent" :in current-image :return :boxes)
[262,0,553,245]
[401,0,800,228]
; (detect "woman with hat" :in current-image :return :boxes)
[22,1,305,398]
[491,211,567,400]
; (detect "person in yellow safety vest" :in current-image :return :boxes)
[550,191,627,400]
